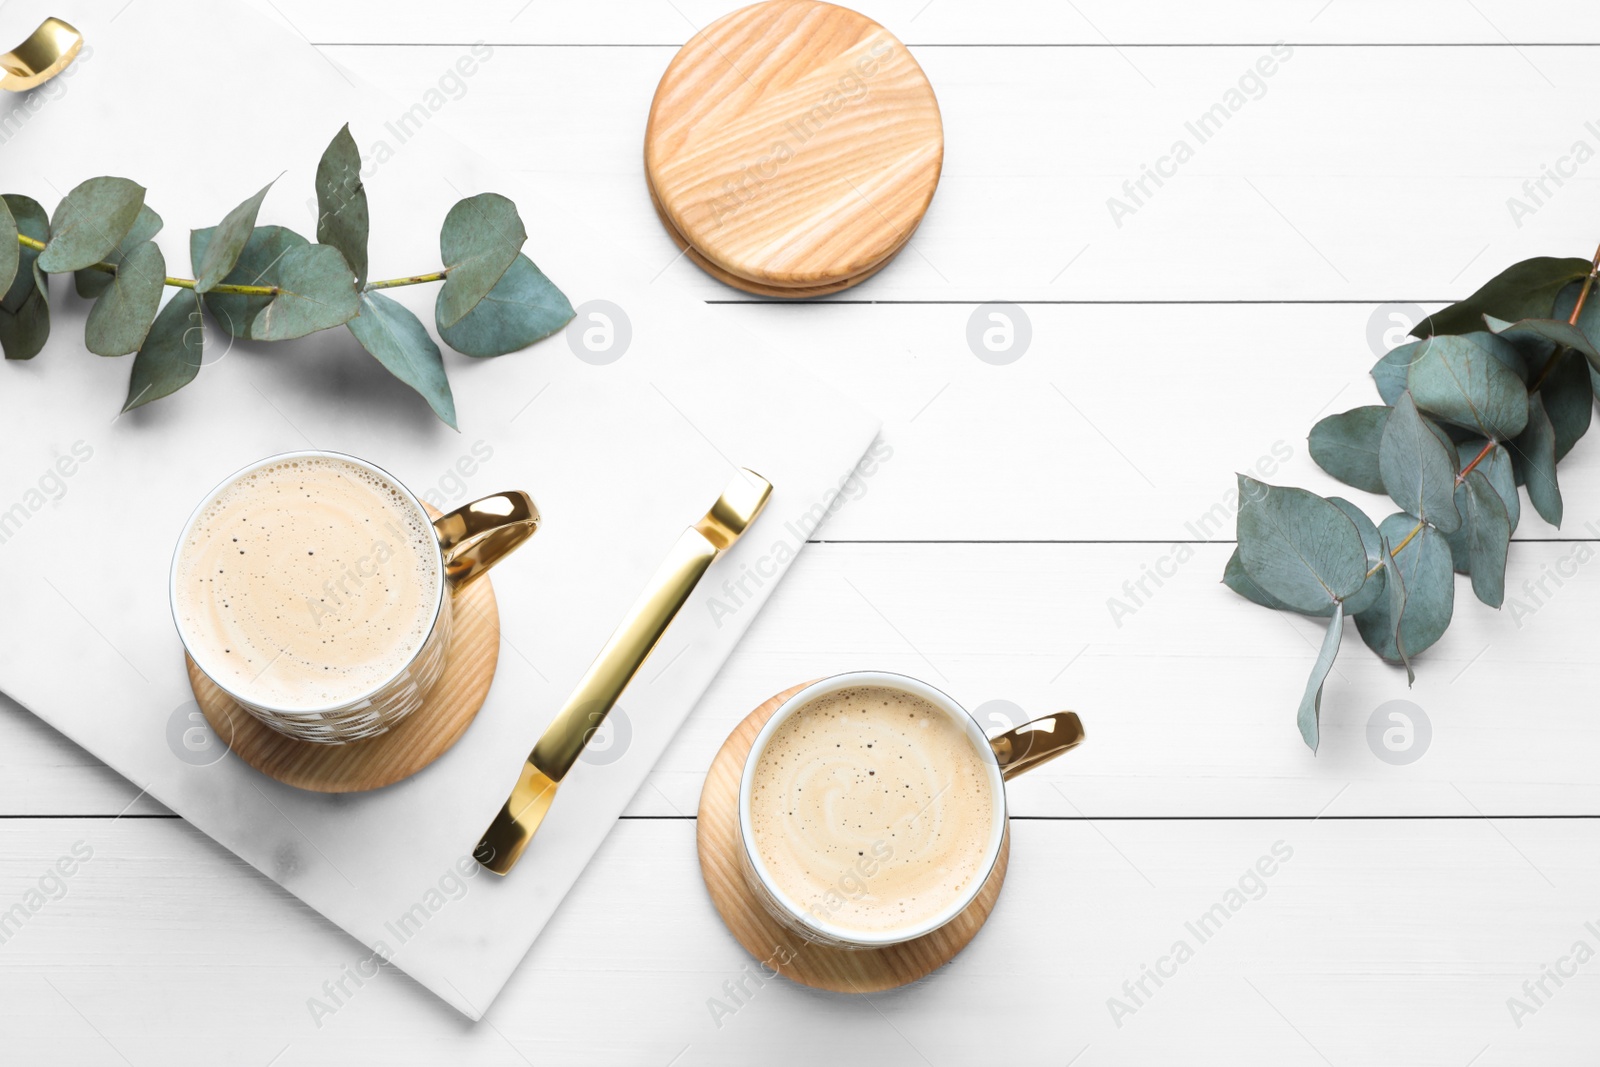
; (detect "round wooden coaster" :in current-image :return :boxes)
[645,0,943,296]
[645,167,906,298]
[696,682,1009,993]
[185,521,501,793]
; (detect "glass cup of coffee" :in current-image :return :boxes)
[738,671,1084,949]
[169,450,538,744]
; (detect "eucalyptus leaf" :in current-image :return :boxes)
[346,292,456,428]
[1512,394,1562,527]
[0,264,48,360]
[193,227,357,341]
[1484,321,1551,381]
[192,225,307,339]
[247,244,360,341]
[1453,469,1511,608]
[84,241,165,357]
[2,194,49,313]
[1538,348,1592,461]
[1309,406,1388,494]
[1376,534,1413,684]
[124,291,203,411]
[436,253,574,357]
[315,124,368,287]
[193,180,274,293]
[0,197,16,297]
[1405,332,1529,440]
[76,204,161,300]
[1485,313,1600,362]
[1485,335,1531,382]
[1379,392,1461,533]
[1454,439,1519,532]
[1223,547,1296,612]
[1329,497,1385,616]
[1224,528,1379,618]
[1235,475,1368,613]
[37,177,145,274]
[1355,514,1453,670]
[1373,341,1423,406]
[1552,278,1600,366]
[436,193,526,328]
[1415,257,1590,338]
[1297,603,1343,753]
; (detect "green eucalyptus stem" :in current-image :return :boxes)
[364,269,449,290]
[16,231,460,299]
[161,276,276,296]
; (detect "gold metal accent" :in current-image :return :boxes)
[989,711,1084,781]
[473,762,559,873]
[1,17,82,92]
[477,469,773,875]
[434,491,540,590]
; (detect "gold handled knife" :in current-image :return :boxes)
[475,468,772,875]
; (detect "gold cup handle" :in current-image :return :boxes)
[433,491,540,590]
[989,711,1084,781]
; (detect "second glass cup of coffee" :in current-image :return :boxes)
[738,671,1084,949]
[170,450,538,743]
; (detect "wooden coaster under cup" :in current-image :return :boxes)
[185,505,501,794]
[696,683,1009,993]
[644,0,943,297]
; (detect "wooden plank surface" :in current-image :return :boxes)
[4,539,1598,816]
[4,1,1598,1061]
[267,1,1600,45]
[0,818,1595,1065]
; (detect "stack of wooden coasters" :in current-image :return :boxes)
[644,0,944,297]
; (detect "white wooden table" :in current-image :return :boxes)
[4,2,1600,1062]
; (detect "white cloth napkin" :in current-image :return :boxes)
[0,0,879,1017]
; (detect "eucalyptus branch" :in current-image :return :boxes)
[1226,243,1600,752]
[0,123,575,428]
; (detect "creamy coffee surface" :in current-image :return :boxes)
[174,456,440,710]
[749,685,998,934]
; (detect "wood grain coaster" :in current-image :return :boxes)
[696,682,1009,993]
[186,511,501,794]
[644,169,908,298]
[645,0,943,297]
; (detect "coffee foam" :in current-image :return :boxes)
[748,685,998,935]
[174,456,440,710]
